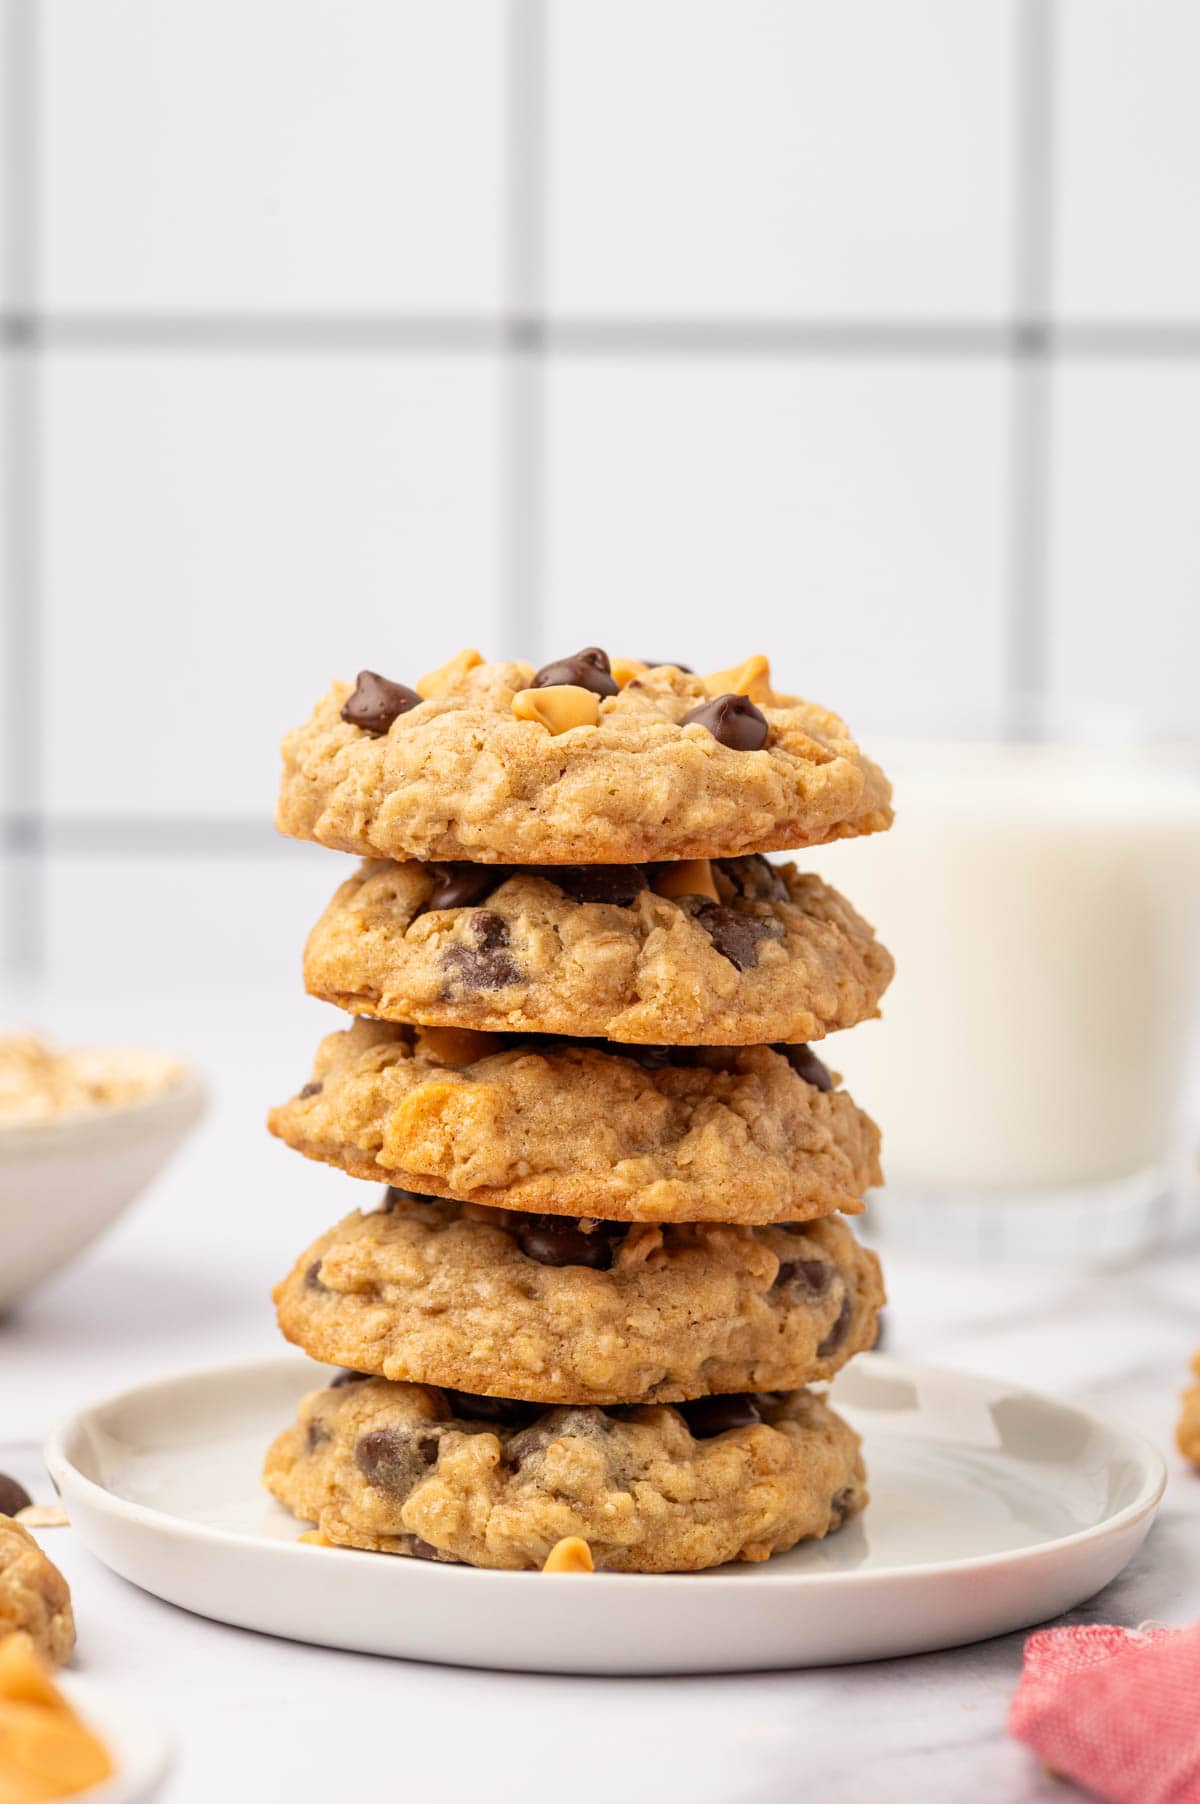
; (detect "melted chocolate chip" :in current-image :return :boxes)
[306,1419,331,1452]
[716,854,789,904]
[443,1391,540,1428]
[408,1537,441,1561]
[330,1369,371,1387]
[424,863,508,911]
[340,669,421,735]
[531,646,619,698]
[304,1260,327,1292]
[0,1473,33,1516]
[542,865,648,906]
[774,1259,833,1300]
[779,1044,833,1091]
[694,904,783,971]
[678,1394,762,1439]
[298,1080,323,1100]
[516,1215,625,1270]
[680,693,769,750]
[381,1186,429,1211]
[440,909,523,991]
[354,1427,439,1495]
[816,1295,854,1358]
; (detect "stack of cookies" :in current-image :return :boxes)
[263,648,894,1572]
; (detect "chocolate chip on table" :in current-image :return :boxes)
[680,692,769,750]
[298,1080,323,1100]
[531,646,619,698]
[330,1369,371,1387]
[304,1260,327,1292]
[541,866,649,907]
[0,1473,33,1517]
[778,1044,833,1092]
[774,1259,833,1300]
[424,863,508,912]
[692,904,783,972]
[440,910,523,991]
[678,1394,763,1439]
[516,1215,626,1270]
[817,1295,854,1358]
[716,854,789,904]
[443,1391,540,1429]
[354,1427,439,1495]
[340,669,421,735]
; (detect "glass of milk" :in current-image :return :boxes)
[807,740,1200,1265]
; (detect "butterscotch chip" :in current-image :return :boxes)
[302,856,892,1046]
[1178,1352,1200,1465]
[542,1537,593,1573]
[0,1635,113,1801]
[274,1197,884,1405]
[276,656,892,864]
[268,1019,882,1224]
[0,1520,75,1668]
[263,1377,867,1572]
[511,685,601,734]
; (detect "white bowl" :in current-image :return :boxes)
[0,1070,205,1312]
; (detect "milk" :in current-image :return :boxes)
[807,745,1200,1205]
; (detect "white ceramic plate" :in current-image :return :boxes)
[46,1353,1165,1675]
[51,1675,171,1803]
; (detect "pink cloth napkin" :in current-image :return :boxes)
[1010,1622,1200,1802]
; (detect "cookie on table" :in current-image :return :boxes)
[1179,1353,1200,1466]
[304,853,893,1048]
[276,649,893,866]
[268,1019,882,1224]
[0,1517,75,1667]
[275,1194,885,1407]
[265,1376,866,1571]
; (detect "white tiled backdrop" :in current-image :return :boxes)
[2,0,1199,986]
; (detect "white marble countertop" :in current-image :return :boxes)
[3,984,1199,1804]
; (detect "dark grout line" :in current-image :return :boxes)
[1004,0,1057,737]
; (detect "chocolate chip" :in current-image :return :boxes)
[541,865,648,906]
[381,1186,428,1211]
[298,1080,323,1100]
[774,1259,833,1300]
[341,669,421,735]
[716,854,789,903]
[443,1391,540,1428]
[516,1215,625,1270]
[680,693,769,750]
[440,909,523,991]
[531,647,619,698]
[424,863,508,911]
[408,1537,441,1561]
[779,1044,833,1091]
[695,904,783,971]
[330,1369,371,1387]
[0,1474,32,1517]
[817,1295,854,1357]
[640,659,693,673]
[828,1487,856,1530]
[306,1419,331,1452]
[678,1395,762,1439]
[354,1427,439,1495]
[304,1260,327,1292]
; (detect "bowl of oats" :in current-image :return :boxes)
[0,1034,205,1311]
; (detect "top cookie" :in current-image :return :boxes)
[277,649,893,866]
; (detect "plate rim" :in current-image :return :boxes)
[45,1350,1168,1590]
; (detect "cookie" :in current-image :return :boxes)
[0,1517,75,1667]
[275,1194,884,1405]
[1179,1353,1200,1466]
[264,1376,866,1571]
[268,1020,882,1223]
[303,854,893,1047]
[276,652,893,866]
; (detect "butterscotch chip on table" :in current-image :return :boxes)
[276,651,892,866]
[303,854,893,1047]
[0,1518,75,1668]
[0,1634,113,1801]
[268,1019,881,1224]
[275,1195,884,1406]
[1178,1353,1200,1465]
[263,1376,866,1572]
